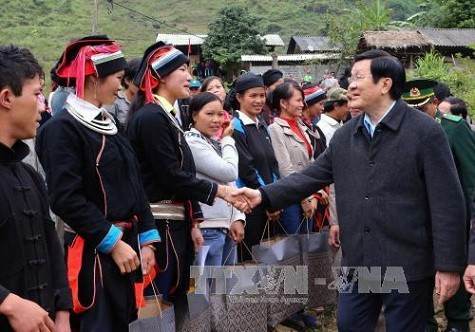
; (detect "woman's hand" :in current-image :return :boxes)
[110,240,140,274]
[229,221,245,243]
[221,119,234,138]
[317,189,329,206]
[301,196,318,219]
[191,227,204,251]
[140,245,156,275]
[328,224,340,249]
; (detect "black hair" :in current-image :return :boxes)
[434,82,452,101]
[128,65,163,122]
[201,76,224,92]
[188,92,222,126]
[128,89,147,124]
[223,88,239,114]
[353,49,405,100]
[302,82,316,90]
[443,97,468,119]
[0,44,42,96]
[270,80,304,112]
[122,57,141,89]
[324,100,347,113]
[338,67,351,89]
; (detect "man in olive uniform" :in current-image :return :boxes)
[403,79,475,332]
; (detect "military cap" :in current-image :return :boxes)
[402,79,438,108]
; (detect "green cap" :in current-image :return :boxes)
[402,79,437,107]
[326,87,348,103]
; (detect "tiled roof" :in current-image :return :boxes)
[155,33,284,46]
[418,28,475,47]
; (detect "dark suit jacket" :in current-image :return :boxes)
[260,99,466,281]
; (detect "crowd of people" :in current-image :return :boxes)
[1,34,475,332]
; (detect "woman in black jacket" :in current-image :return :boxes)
[36,36,160,332]
[231,74,280,261]
[127,42,230,318]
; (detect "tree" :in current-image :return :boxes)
[415,0,475,28]
[325,0,403,59]
[201,4,267,78]
[353,0,394,31]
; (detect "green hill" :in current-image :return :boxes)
[0,0,418,83]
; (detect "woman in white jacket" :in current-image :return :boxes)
[185,92,245,265]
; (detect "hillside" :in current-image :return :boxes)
[0,0,418,81]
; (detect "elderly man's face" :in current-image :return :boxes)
[347,59,380,111]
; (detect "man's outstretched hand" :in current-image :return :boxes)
[227,187,262,213]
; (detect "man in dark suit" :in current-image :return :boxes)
[231,49,466,331]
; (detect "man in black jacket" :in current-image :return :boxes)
[0,45,72,331]
[232,49,466,331]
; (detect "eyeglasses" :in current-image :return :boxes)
[348,74,370,84]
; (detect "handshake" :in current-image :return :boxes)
[217,185,262,213]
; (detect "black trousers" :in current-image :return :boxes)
[337,277,434,332]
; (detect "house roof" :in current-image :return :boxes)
[418,28,475,48]
[241,53,341,62]
[155,33,284,47]
[155,34,207,46]
[287,36,340,53]
[358,30,431,50]
[260,34,285,47]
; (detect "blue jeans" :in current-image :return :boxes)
[201,228,227,266]
[280,203,313,234]
[222,234,237,265]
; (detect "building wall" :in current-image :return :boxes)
[247,62,343,84]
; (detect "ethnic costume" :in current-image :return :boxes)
[128,96,216,297]
[37,36,160,332]
[127,44,218,321]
